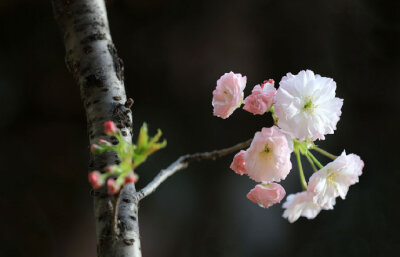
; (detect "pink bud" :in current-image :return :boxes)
[107,178,120,195]
[90,144,100,153]
[124,172,138,184]
[88,171,103,189]
[105,165,115,173]
[99,139,112,146]
[230,150,247,175]
[261,79,274,88]
[247,183,286,208]
[104,121,117,135]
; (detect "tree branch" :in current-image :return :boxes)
[136,139,252,201]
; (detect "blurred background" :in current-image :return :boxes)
[0,0,399,256]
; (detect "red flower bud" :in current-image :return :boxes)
[261,79,274,88]
[107,178,120,195]
[124,172,138,184]
[90,144,100,153]
[88,171,103,189]
[104,121,117,135]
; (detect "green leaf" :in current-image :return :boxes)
[137,123,149,149]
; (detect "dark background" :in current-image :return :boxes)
[0,0,399,256]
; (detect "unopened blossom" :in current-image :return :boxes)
[274,70,343,141]
[90,144,101,154]
[308,151,364,209]
[104,121,118,135]
[247,183,286,208]
[244,126,292,183]
[282,191,321,223]
[88,171,103,189]
[124,172,139,184]
[230,150,247,175]
[243,79,276,115]
[105,165,116,173]
[107,178,120,195]
[212,72,247,119]
[99,139,112,146]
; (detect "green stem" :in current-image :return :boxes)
[312,146,337,160]
[307,151,324,169]
[269,105,278,125]
[295,149,307,190]
[305,151,318,172]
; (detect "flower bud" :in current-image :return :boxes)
[99,139,112,146]
[230,150,247,175]
[105,165,116,173]
[247,183,286,208]
[104,121,117,135]
[107,178,120,195]
[90,144,101,154]
[261,79,274,88]
[88,171,103,189]
[124,172,138,184]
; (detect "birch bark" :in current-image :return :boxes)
[52,1,141,256]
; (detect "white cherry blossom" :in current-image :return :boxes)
[308,151,364,209]
[274,70,343,141]
[282,191,321,223]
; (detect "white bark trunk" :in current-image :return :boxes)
[52,1,141,256]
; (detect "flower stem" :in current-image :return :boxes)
[312,146,337,160]
[305,151,318,172]
[295,149,307,190]
[269,105,278,125]
[307,151,324,169]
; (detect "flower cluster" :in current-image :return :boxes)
[88,121,166,195]
[212,70,364,222]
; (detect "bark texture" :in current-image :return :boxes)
[52,1,141,256]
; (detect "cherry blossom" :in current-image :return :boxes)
[282,191,321,223]
[212,72,247,119]
[274,70,343,141]
[243,79,276,115]
[244,126,292,183]
[308,151,364,209]
[247,183,286,208]
[230,150,247,175]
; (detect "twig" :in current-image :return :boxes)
[135,139,252,201]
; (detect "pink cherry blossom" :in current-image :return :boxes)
[247,183,286,208]
[243,79,276,115]
[307,151,364,209]
[282,191,321,223]
[230,150,247,175]
[244,126,292,183]
[212,72,247,119]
